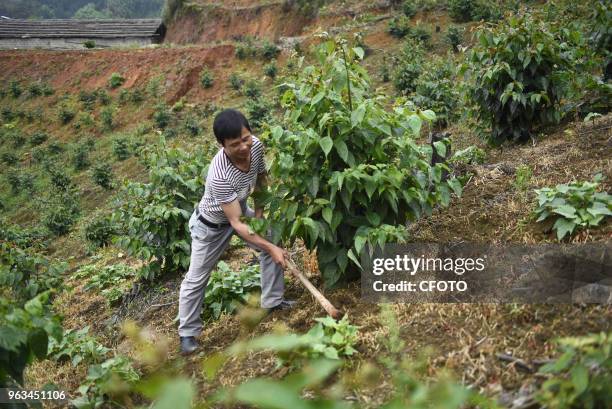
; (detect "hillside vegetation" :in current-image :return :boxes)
[0,0,610,408]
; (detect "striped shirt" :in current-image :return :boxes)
[198,135,266,223]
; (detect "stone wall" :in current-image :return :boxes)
[0,36,157,50]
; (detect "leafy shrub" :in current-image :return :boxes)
[537,332,611,409]
[183,116,201,137]
[97,89,112,105]
[112,136,132,161]
[100,106,115,131]
[72,143,91,171]
[229,72,244,91]
[71,355,140,409]
[200,68,214,88]
[72,263,135,304]
[261,40,280,60]
[29,131,48,146]
[10,131,26,148]
[303,315,359,359]
[130,88,145,104]
[449,0,501,22]
[9,81,22,98]
[245,98,271,130]
[47,166,72,191]
[6,170,35,195]
[403,1,417,17]
[58,104,76,124]
[153,103,172,129]
[91,162,114,190]
[1,106,14,122]
[83,216,117,250]
[465,13,572,144]
[42,188,81,236]
[446,25,464,51]
[27,82,43,97]
[203,261,261,320]
[393,39,425,94]
[0,292,63,387]
[264,63,278,79]
[47,141,64,155]
[1,151,18,165]
[513,164,532,192]
[118,89,130,104]
[409,23,432,45]
[264,38,462,287]
[108,72,126,89]
[112,141,209,279]
[48,326,109,367]
[235,38,258,60]
[74,111,95,130]
[411,56,460,127]
[388,15,412,38]
[162,127,178,139]
[534,175,611,240]
[83,40,96,49]
[450,146,486,165]
[243,80,262,98]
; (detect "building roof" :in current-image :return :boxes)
[0,19,164,39]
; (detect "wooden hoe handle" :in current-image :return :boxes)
[286,259,343,320]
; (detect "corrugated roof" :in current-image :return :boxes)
[0,19,164,39]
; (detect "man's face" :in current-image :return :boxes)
[222,126,253,161]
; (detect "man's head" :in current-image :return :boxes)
[213,109,253,160]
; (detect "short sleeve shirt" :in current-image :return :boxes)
[198,135,266,223]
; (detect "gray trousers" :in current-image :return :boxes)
[178,208,285,337]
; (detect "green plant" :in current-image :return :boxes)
[112,140,209,279]
[153,103,172,129]
[229,72,244,91]
[71,355,140,409]
[79,90,98,111]
[9,81,22,98]
[10,131,26,148]
[83,216,117,250]
[534,175,611,240]
[448,0,501,22]
[264,63,278,79]
[6,170,35,195]
[72,142,91,171]
[261,40,280,60]
[27,82,43,97]
[450,146,486,165]
[91,162,114,190]
[83,40,96,49]
[1,151,18,165]
[48,326,110,367]
[403,1,417,17]
[393,39,425,95]
[100,106,115,131]
[200,68,214,88]
[47,165,72,191]
[97,89,112,105]
[388,15,412,38]
[446,25,464,51]
[183,116,201,137]
[0,292,63,387]
[58,104,76,124]
[514,164,533,192]
[245,98,271,130]
[409,22,432,45]
[235,38,258,60]
[465,12,573,144]
[412,56,460,127]
[112,136,132,161]
[42,188,81,236]
[47,141,64,155]
[203,261,261,320]
[263,38,462,287]
[303,315,359,359]
[108,72,126,89]
[536,332,611,409]
[243,80,262,98]
[72,263,135,304]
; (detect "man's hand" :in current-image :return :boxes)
[269,245,289,269]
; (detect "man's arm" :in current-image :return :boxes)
[221,199,287,268]
[253,172,268,219]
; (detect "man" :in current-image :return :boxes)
[178,109,295,355]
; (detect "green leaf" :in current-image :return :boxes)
[553,218,575,240]
[347,249,362,269]
[354,236,367,255]
[319,136,333,157]
[150,379,194,409]
[334,139,349,163]
[353,47,365,60]
[351,104,366,127]
[322,207,333,225]
[433,141,447,158]
[552,205,577,219]
[570,364,589,395]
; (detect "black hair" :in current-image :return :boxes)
[212,109,252,146]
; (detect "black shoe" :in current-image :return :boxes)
[180,336,199,355]
[267,299,297,313]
